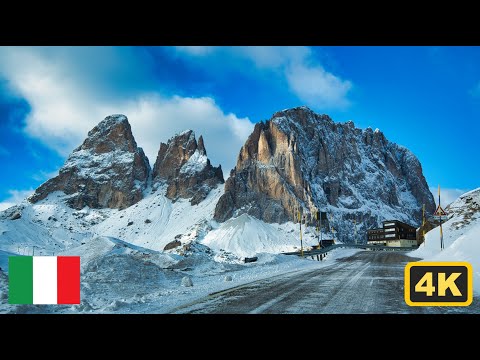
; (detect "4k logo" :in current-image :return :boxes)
[405,262,473,306]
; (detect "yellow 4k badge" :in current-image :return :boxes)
[405,262,473,306]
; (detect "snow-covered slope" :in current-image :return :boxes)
[0,184,223,256]
[1,189,348,313]
[94,185,222,251]
[412,188,480,293]
[203,213,329,258]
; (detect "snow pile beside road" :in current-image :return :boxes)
[412,188,480,293]
[202,214,323,258]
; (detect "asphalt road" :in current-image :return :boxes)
[174,251,480,314]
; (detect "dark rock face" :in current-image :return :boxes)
[29,115,151,209]
[163,240,181,250]
[214,106,435,242]
[152,130,224,205]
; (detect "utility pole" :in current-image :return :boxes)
[316,211,320,249]
[298,210,304,257]
[330,214,335,243]
[354,216,358,245]
[319,211,323,249]
[422,203,426,246]
[438,185,444,250]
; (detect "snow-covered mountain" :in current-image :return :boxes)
[0,107,462,312]
[215,106,435,242]
[0,113,324,313]
[30,115,151,210]
[152,130,224,205]
[413,188,480,292]
[0,113,320,259]
[0,116,226,254]
[0,107,436,259]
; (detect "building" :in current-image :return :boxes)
[367,220,418,248]
[311,239,335,250]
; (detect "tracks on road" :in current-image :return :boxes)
[173,251,480,314]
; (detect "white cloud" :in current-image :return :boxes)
[174,46,353,109]
[0,47,254,177]
[0,189,34,211]
[0,47,107,155]
[285,63,352,108]
[429,187,469,207]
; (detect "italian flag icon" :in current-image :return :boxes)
[9,256,80,305]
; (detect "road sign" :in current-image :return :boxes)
[433,205,447,217]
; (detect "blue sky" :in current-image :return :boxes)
[0,46,479,209]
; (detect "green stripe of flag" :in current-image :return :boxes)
[9,256,33,304]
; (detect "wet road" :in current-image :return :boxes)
[174,251,480,314]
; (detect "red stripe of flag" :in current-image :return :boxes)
[57,256,80,304]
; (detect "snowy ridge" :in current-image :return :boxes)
[180,149,208,174]
[0,184,224,256]
[63,149,136,182]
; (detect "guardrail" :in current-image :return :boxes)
[282,243,418,257]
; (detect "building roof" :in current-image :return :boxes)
[368,238,416,242]
[382,220,416,230]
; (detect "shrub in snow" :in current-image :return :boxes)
[224,275,233,282]
[181,276,193,287]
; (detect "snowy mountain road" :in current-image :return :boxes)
[174,251,480,314]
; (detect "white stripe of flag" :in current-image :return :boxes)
[33,256,57,304]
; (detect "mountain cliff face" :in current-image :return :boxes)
[152,130,224,205]
[29,115,151,209]
[214,106,435,242]
[445,188,480,229]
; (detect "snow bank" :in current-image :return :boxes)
[202,214,322,257]
[412,188,480,293]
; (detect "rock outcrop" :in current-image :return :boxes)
[29,115,150,209]
[152,130,224,205]
[214,106,435,242]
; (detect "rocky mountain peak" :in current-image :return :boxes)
[152,130,224,205]
[152,130,198,181]
[29,114,151,209]
[197,135,207,156]
[272,106,333,130]
[79,114,136,154]
[214,107,435,242]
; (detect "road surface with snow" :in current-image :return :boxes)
[173,251,480,314]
